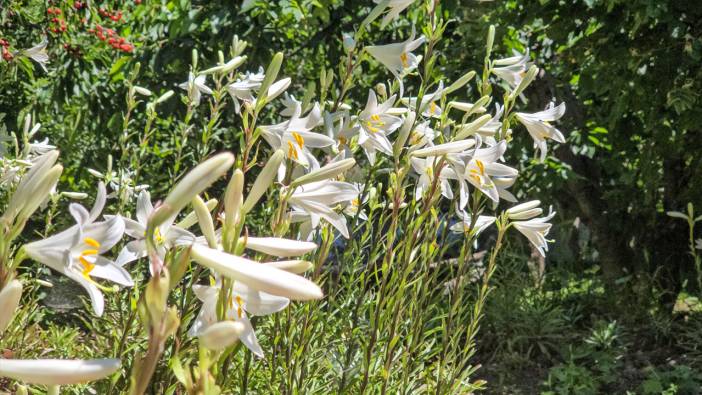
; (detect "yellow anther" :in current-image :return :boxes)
[365,122,380,133]
[352,198,360,207]
[84,237,101,248]
[79,256,95,278]
[338,136,347,146]
[400,52,409,68]
[82,249,99,256]
[154,228,164,244]
[371,114,380,122]
[475,159,485,175]
[429,102,437,114]
[287,141,299,160]
[235,296,244,318]
[292,132,304,148]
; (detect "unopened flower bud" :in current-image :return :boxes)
[342,33,356,52]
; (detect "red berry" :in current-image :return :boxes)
[2,48,13,61]
[120,43,133,52]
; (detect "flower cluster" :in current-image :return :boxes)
[0,1,568,392]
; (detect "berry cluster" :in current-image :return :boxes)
[47,6,68,33]
[98,7,124,22]
[88,24,133,53]
[0,39,12,61]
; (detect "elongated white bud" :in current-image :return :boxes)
[224,169,244,229]
[263,260,313,274]
[509,65,538,100]
[243,237,317,257]
[257,52,283,104]
[454,114,493,140]
[151,153,234,228]
[199,321,245,350]
[508,208,543,220]
[133,86,152,96]
[486,25,496,57]
[0,280,22,334]
[393,112,417,157]
[201,56,247,75]
[0,358,120,385]
[5,151,59,221]
[411,140,476,158]
[61,192,88,200]
[506,200,541,214]
[155,90,175,104]
[192,196,217,248]
[16,165,63,224]
[265,78,291,103]
[190,244,323,300]
[176,199,217,230]
[506,200,543,220]
[445,71,476,95]
[242,150,284,213]
[290,158,355,187]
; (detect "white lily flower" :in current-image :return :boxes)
[365,27,425,95]
[493,175,518,203]
[325,110,360,159]
[178,72,213,106]
[402,81,445,118]
[281,93,302,117]
[21,38,49,72]
[227,67,264,113]
[27,138,56,156]
[24,183,132,316]
[189,278,289,357]
[289,180,360,238]
[450,211,496,237]
[0,279,22,333]
[410,156,455,202]
[366,26,425,78]
[515,102,566,161]
[115,190,195,267]
[373,0,416,28]
[512,208,556,257]
[190,244,323,300]
[260,103,334,168]
[358,90,402,163]
[492,50,531,88]
[464,141,518,203]
[198,321,246,350]
[0,358,120,385]
[340,183,369,222]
